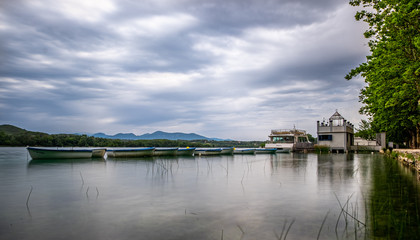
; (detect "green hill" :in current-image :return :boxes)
[0,124,29,135]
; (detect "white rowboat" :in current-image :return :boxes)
[27,147,93,159]
[195,148,223,156]
[108,147,155,158]
[221,147,234,155]
[177,147,196,156]
[255,148,277,154]
[92,148,107,158]
[233,148,256,154]
[154,148,178,156]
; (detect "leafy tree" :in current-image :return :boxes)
[355,119,376,140]
[307,133,317,143]
[346,0,420,148]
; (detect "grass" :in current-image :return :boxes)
[274,219,295,240]
[317,211,330,240]
[314,145,330,153]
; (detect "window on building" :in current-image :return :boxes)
[318,135,332,141]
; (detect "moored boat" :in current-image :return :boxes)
[153,147,178,156]
[92,148,107,158]
[108,147,155,158]
[274,148,291,153]
[27,147,93,159]
[106,150,115,158]
[177,147,196,156]
[233,148,256,154]
[194,148,223,156]
[255,148,277,154]
[221,147,234,155]
[265,127,311,152]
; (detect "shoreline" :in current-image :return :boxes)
[391,149,420,174]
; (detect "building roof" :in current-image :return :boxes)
[329,110,345,121]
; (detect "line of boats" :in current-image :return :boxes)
[26,128,313,160]
[26,146,281,160]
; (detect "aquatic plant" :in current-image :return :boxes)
[314,145,329,154]
[367,156,420,239]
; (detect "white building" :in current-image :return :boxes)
[317,111,354,152]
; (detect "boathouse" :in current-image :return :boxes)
[317,111,354,153]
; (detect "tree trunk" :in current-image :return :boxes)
[409,130,416,149]
[417,124,420,149]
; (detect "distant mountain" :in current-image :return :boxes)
[139,131,213,140]
[89,131,229,141]
[0,124,230,141]
[113,133,138,139]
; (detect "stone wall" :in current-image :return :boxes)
[392,149,420,172]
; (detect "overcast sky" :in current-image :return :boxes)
[0,0,369,140]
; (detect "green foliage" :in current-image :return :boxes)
[355,119,376,140]
[0,124,29,135]
[406,153,416,161]
[346,0,420,148]
[307,133,317,143]
[390,150,399,159]
[314,145,330,153]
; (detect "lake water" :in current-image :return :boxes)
[1,147,420,240]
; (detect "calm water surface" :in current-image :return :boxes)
[0,147,419,240]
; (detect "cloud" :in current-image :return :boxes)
[0,0,369,140]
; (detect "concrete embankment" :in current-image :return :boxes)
[392,149,420,172]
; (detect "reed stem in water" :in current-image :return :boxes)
[26,185,33,208]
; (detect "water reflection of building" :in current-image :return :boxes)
[317,111,354,153]
[270,153,308,173]
[317,154,356,183]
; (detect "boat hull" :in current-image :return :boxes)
[265,143,292,153]
[92,148,106,158]
[153,148,178,156]
[27,147,93,159]
[106,150,115,158]
[195,148,223,156]
[233,149,256,154]
[255,148,277,154]
[221,147,234,155]
[177,148,196,156]
[275,148,291,153]
[110,148,155,158]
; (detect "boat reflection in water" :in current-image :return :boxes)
[28,157,106,166]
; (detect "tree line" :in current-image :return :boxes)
[0,131,263,148]
[346,0,420,148]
